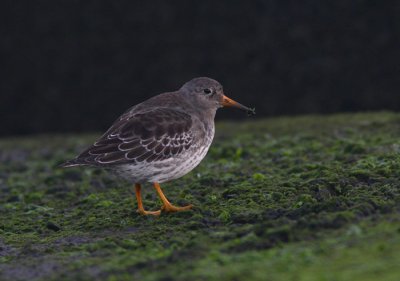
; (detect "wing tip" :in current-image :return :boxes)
[59,159,84,168]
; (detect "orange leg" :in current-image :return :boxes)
[135,183,161,216]
[153,182,193,212]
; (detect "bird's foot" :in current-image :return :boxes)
[136,209,161,216]
[152,182,193,213]
[161,203,193,213]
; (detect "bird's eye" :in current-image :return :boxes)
[203,88,212,94]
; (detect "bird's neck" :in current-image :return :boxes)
[191,104,217,122]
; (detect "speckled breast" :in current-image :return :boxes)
[114,122,215,184]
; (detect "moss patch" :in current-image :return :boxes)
[0,112,399,280]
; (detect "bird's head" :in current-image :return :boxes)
[180,77,255,115]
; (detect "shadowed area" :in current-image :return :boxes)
[1,1,399,135]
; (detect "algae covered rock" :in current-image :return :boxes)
[0,112,399,281]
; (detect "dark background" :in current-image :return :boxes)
[1,0,399,136]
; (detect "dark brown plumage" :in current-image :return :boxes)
[63,108,194,166]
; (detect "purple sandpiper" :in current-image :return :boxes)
[61,77,255,215]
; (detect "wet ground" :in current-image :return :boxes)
[0,112,399,281]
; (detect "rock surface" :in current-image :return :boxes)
[0,112,399,281]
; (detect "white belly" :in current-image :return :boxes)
[114,125,214,183]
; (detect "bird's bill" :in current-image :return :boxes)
[221,95,256,115]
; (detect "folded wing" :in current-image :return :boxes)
[64,108,194,166]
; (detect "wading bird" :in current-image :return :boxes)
[61,77,255,215]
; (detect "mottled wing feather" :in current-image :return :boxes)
[72,108,194,166]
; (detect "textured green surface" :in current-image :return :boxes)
[0,112,399,281]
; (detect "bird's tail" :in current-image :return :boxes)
[59,159,83,168]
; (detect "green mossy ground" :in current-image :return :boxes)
[1,112,399,281]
